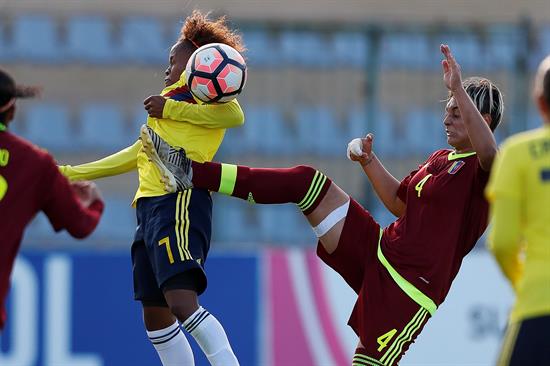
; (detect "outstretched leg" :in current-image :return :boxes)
[140,125,350,253]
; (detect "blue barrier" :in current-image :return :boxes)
[1,251,259,366]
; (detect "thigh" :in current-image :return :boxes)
[500,315,550,366]
[350,262,431,366]
[143,190,212,295]
[307,182,350,254]
[316,198,380,293]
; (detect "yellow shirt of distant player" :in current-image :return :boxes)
[486,125,550,322]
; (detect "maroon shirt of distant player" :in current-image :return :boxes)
[383,149,489,306]
[0,131,104,329]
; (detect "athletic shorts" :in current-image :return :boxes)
[496,315,550,366]
[317,199,430,366]
[131,189,212,305]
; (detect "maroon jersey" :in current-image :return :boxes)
[382,149,489,306]
[0,131,104,328]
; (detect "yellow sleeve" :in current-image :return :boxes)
[486,142,524,289]
[59,141,140,181]
[162,98,244,129]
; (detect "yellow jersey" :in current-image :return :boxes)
[486,124,550,322]
[60,73,244,205]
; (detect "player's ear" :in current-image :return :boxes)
[482,113,492,127]
[536,94,550,122]
[6,104,16,123]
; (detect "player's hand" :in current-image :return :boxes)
[71,181,103,208]
[441,44,463,93]
[144,95,167,119]
[348,134,375,167]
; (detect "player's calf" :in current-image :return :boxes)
[182,306,240,366]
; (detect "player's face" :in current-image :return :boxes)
[443,97,471,151]
[164,43,190,87]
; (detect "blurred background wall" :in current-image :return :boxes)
[0,1,545,365]
[1,0,548,247]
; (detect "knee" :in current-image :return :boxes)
[169,303,199,322]
[142,306,176,331]
[292,164,317,176]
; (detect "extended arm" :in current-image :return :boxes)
[441,45,497,171]
[42,157,104,239]
[59,140,140,181]
[349,134,405,217]
[164,99,244,128]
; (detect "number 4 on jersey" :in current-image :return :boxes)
[377,328,397,351]
[0,148,9,201]
[415,174,432,198]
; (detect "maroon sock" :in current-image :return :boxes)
[353,347,379,366]
[191,162,331,214]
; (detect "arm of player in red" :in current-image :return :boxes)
[42,157,104,238]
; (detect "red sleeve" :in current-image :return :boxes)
[40,154,104,238]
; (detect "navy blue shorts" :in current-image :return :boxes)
[131,189,212,304]
[498,315,550,366]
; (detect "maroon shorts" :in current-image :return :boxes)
[317,199,430,365]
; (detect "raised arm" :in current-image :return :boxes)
[42,157,104,239]
[348,134,405,217]
[59,140,140,181]
[441,44,498,171]
[144,95,244,129]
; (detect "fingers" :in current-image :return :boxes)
[362,133,373,150]
[144,96,158,111]
[441,59,449,73]
[440,44,452,60]
[143,96,165,116]
[440,44,451,63]
[441,44,459,68]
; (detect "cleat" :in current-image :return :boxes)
[139,124,194,192]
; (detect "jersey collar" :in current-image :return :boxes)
[448,151,476,161]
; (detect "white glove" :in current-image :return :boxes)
[347,138,363,160]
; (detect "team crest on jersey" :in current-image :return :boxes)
[448,160,465,174]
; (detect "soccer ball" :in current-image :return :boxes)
[185,43,247,103]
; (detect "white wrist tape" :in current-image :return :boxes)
[312,200,350,238]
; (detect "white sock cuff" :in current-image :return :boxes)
[183,306,210,334]
[147,322,183,348]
